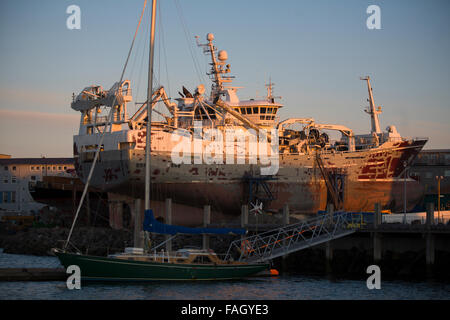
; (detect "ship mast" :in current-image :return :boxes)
[361,76,382,134]
[145,0,157,211]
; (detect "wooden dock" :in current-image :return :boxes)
[0,268,66,281]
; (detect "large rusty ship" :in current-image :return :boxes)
[71,33,427,224]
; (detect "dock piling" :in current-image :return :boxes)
[165,198,172,252]
[373,202,382,263]
[203,205,211,250]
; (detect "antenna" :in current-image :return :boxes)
[196,33,234,100]
[265,78,281,103]
[360,76,382,134]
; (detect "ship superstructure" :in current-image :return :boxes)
[70,33,427,222]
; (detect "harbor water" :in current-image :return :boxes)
[1,249,449,300]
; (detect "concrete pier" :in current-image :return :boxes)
[0,268,66,281]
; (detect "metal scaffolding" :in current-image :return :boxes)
[225,211,358,263]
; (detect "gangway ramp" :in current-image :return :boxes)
[225,211,358,263]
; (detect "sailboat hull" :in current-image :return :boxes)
[55,251,269,281]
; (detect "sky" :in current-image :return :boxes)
[0,0,449,157]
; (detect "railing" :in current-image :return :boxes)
[225,211,359,263]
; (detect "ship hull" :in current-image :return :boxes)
[55,251,269,281]
[74,137,427,220]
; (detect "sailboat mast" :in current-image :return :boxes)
[145,0,157,211]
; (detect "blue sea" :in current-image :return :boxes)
[0,249,449,300]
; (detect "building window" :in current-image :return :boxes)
[3,177,8,183]
[425,172,432,179]
[253,107,258,114]
[52,166,56,170]
[31,166,35,171]
[260,107,267,114]
[48,166,51,170]
[11,191,16,203]
[31,176,36,181]
[11,176,17,183]
[58,166,62,170]
[445,170,450,177]
[63,166,67,170]
[246,107,252,114]
[12,166,16,171]
[4,166,7,171]
[3,192,7,203]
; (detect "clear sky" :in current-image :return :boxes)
[0,0,449,157]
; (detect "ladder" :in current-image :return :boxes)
[225,211,358,263]
[315,153,342,210]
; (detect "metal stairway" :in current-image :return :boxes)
[225,211,358,263]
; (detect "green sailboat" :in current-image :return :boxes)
[53,209,269,281]
[53,0,269,282]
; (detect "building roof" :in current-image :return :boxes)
[0,158,74,166]
[420,149,450,153]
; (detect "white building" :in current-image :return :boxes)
[0,156,74,214]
